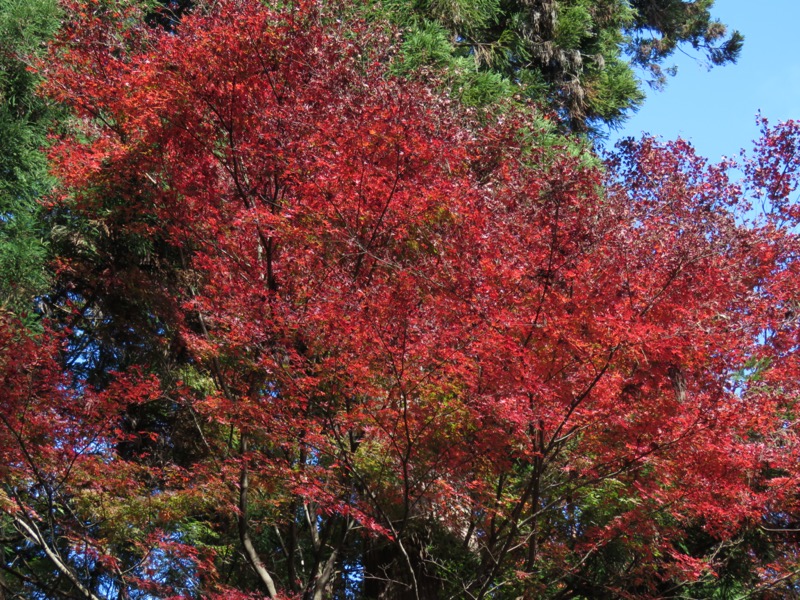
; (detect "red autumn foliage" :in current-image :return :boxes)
[4,0,800,597]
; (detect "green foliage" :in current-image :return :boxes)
[0,0,61,321]
[393,20,453,71]
[375,0,740,133]
[554,2,594,49]
[389,18,515,108]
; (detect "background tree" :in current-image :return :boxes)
[383,0,742,132]
[0,0,60,322]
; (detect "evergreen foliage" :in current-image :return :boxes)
[0,0,60,322]
[381,0,741,132]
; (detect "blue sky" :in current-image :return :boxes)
[606,0,800,161]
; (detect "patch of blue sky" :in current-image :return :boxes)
[605,0,800,163]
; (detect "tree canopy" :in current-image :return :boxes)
[2,1,799,600]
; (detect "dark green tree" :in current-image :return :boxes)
[382,0,742,132]
[0,0,61,321]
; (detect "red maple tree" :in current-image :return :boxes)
[3,0,800,597]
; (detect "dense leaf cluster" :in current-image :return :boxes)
[2,2,799,600]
